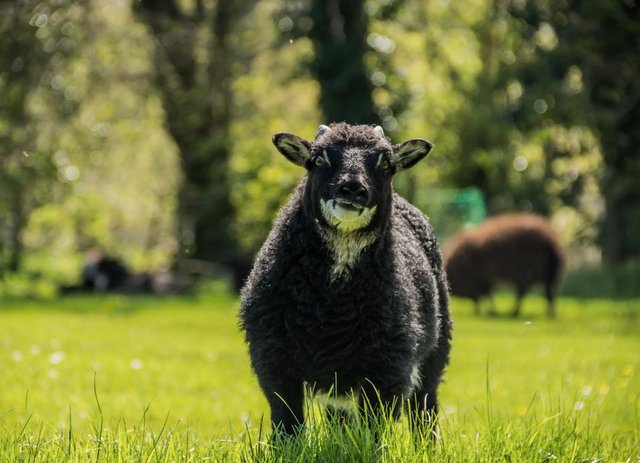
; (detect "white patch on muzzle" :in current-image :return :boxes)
[319,199,378,281]
[320,199,377,233]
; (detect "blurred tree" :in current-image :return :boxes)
[442,0,517,212]
[0,0,86,272]
[278,0,382,125]
[134,0,252,265]
[21,1,181,284]
[507,0,640,265]
[417,0,601,248]
[309,0,378,124]
[229,2,321,253]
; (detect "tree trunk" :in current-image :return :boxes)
[136,1,245,264]
[599,122,640,266]
[309,0,378,124]
[591,22,640,266]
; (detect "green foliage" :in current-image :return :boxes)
[1,0,638,285]
[0,271,58,299]
[230,1,321,251]
[0,0,88,271]
[0,292,638,460]
[134,0,254,263]
[10,1,178,280]
[278,0,379,125]
[562,259,640,300]
[415,0,604,229]
[506,0,640,264]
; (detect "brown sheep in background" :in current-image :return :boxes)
[444,213,565,318]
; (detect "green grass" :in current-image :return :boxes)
[0,285,638,461]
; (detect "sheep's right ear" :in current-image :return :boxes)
[391,139,434,171]
[272,133,312,168]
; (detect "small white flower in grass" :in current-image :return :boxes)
[524,320,532,326]
[30,345,41,355]
[11,351,23,362]
[130,358,144,370]
[48,369,59,379]
[581,385,593,397]
[49,351,65,365]
[573,400,585,411]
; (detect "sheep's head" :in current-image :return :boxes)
[273,122,433,234]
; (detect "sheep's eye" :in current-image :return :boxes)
[377,155,391,171]
[314,150,331,168]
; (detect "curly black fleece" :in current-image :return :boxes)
[240,124,452,434]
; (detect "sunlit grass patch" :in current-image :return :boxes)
[1,384,637,462]
[0,289,638,461]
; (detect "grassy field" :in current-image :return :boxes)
[0,284,638,461]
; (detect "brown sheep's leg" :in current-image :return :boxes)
[511,286,526,317]
[473,298,481,316]
[545,281,557,319]
[487,294,498,317]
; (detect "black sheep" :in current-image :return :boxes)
[240,123,452,435]
[444,213,565,318]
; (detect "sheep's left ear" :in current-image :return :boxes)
[272,133,312,168]
[391,139,434,171]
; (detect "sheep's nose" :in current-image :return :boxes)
[337,181,368,204]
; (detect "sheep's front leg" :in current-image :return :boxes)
[263,378,304,435]
[358,376,406,423]
[409,387,439,439]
